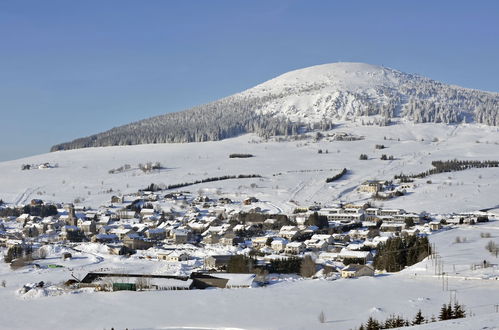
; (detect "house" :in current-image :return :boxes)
[157,251,189,262]
[380,223,404,232]
[203,234,220,245]
[252,236,269,249]
[116,210,136,220]
[140,208,155,219]
[310,234,333,244]
[359,180,383,193]
[108,244,132,255]
[271,238,288,252]
[111,195,124,204]
[110,227,135,240]
[220,236,243,246]
[92,233,118,243]
[341,264,375,278]
[81,220,97,235]
[318,252,339,262]
[279,226,300,240]
[212,273,255,288]
[205,255,233,270]
[378,209,405,216]
[429,221,442,231]
[305,239,328,251]
[172,229,190,244]
[319,209,365,223]
[146,228,166,240]
[285,242,305,254]
[338,250,373,264]
[123,235,154,250]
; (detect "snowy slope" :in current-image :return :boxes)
[2,122,499,215]
[243,62,498,123]
[242,62,407,122]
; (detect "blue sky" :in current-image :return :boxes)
[0,0,498,161]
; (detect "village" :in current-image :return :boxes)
[0,178,492,295]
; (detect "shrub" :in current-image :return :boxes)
[318,311,326,323]
[229,153,254,158]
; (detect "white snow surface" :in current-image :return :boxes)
[239,62,499,123]
[1,120,499,329]
[1,121,498,214]
[1,220,499,329]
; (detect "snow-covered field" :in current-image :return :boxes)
[1,121,498,214]
[1,219,499,329]
[1,121,499,329]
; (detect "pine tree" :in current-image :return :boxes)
[439,304,448,321]
[453,302,466,319]
[365,317,381,330]
[412,309,425,325]
[446,303,453,319]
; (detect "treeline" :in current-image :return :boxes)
[227,255,306,275]
[325,168,348,183]
[395,159,499,180]
[373,236,430,272]
[0,205,58,218]
[22,204,58,217]
[142,174,262,192]
[50,93,327,151]
[229,154,254,158]
[0,207,21,217]
[357,302,466,329]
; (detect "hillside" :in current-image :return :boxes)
[3,122,499,215]
[51,62,499,151]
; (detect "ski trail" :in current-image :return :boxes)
[14,186,42,205]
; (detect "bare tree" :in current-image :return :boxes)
[136,277,151,291]
[300,255,316,278]
[318,310,326,323]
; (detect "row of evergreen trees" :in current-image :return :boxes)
[358,302,466,329]
[395,159,499,180]
[373,236,431,272]
[142,174,262,192]
[325,168,348,183]
[0,204,58,218]
[227,255,315,277]
[50,93,324,151]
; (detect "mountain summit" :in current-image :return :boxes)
[52,62,499,151]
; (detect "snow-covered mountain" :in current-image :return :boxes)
[51,62,499,151]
